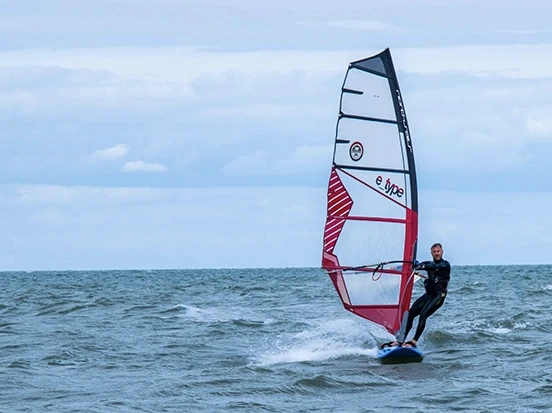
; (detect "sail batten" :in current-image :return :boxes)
[321,48,418,337]
[340,113,399,125]
[334,164,411,175]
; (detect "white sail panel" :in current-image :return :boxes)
[332,220,405,267]
[334,119,407,171]
[343,272,401,305]
[337,169,412,213]
[341,68,396,121]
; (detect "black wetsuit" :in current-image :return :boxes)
[404,259,451,342]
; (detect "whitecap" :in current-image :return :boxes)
[253,318,382,366]
[256,339,378,366]
[486,327,511,334]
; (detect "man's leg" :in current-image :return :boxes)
[404,294,429,341]
[412,294,445,342]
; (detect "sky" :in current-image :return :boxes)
[1,0,552,270]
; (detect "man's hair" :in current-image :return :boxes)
[431,243,442,250]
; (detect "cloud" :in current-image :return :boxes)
[276,144,333,173]
[398,44,552,79]
[1,1,551,271]
[418,190,552,265]
[3,184,552,270]
[4,43,550,84]
[12,184,166,205]
[3,44,552,189]
[196,102,330,123]
[15,185,77,204]
[3,45,552,114]
[0,183,327,270]
[121,160,168,173]
[222,144,333,176]
[222,151,266,175]
[326,20,409,32]
[404,73,552,175]
[92,144,129,160]
[526,111,552,139]
[493,29,552,35]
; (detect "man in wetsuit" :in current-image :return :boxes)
[402,242,451,347]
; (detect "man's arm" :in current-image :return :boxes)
[419,260,450,271]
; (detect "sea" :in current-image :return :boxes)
[1,265,552,412]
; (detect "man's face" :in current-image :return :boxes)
[431,246,443,261]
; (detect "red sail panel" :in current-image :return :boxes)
[323,168,353,254]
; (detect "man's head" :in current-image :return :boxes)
[430,243,443,261]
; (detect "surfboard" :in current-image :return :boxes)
[377,345,423,364]
[321,48,422,364]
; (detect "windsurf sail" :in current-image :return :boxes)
[321,48,418,338]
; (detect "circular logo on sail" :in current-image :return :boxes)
[349,141,364,162]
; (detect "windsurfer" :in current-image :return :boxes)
[382,243,451,348]
[403,242,450,347]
